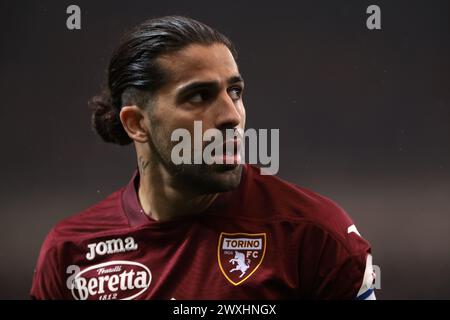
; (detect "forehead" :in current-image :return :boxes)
[157,43,239,89]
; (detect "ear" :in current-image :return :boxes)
[119,105,149,143]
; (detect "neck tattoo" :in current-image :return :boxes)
[138,156,150,176]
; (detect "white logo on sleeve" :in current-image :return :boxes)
[347,224,362,237]
[86,237,138,261]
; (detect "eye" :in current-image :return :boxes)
[228,86,243,101]
[189,93,203,103]
[187,90,213,104]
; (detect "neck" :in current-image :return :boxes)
[137,155,218,222]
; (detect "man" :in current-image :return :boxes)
[31,16,375,300]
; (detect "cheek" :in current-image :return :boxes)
[161,115,198,145]
[148,99,180,136]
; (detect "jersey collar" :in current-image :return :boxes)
[121,165,248,227]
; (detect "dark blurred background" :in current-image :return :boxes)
[0,0,449,299]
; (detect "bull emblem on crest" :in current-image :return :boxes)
[229,251,251,278]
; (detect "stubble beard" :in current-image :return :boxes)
[147,122,243,194]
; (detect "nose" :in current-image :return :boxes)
[213,91,242,130]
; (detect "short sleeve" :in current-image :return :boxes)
[312,231,376,300]
[30,231,65,299]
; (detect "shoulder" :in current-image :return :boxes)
[244,166,374,299]
[31,188,131,299]
[43,188,130,249]
[244,165,368,253]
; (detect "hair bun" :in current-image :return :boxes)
[89,90,132,145]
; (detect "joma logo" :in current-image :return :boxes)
[86,237,138,261]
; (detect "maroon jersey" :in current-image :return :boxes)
[31,165,375,300]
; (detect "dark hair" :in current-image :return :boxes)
[90,15,236,145]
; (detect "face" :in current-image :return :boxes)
[145,43,246,193]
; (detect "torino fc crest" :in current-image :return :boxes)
[217,233,266,286]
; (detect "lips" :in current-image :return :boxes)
[223,139,240,156]
[207,138,241,165]
[220,139,241,165]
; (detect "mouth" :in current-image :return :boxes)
[211,138,241,167]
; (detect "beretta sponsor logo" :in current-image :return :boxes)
[70,260,151,300]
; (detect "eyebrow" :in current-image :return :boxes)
[175,75,244,100]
